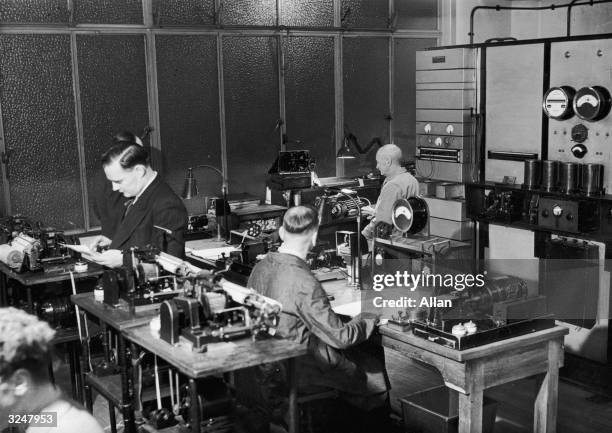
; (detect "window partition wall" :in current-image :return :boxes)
[0,0,439,232]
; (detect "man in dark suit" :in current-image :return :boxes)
[92,131,142,238]
[89,143,187,268]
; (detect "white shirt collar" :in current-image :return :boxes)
[133,171,157,205]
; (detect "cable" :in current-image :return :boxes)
[469,0,612,44]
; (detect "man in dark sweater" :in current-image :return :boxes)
[248,206,390,419]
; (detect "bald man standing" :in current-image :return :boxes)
[362,144,419,240]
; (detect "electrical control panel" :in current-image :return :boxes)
[548,39,612,194]
[415,47,477,182]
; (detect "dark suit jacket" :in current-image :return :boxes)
[109,175,188,258]
[92,170,128,238]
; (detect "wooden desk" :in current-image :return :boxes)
[374,234,470,254]
[71,293,160,433]
[124,324,308,433]
[380,325,569,433]
[0,260,103,305]
[71,292,158,332]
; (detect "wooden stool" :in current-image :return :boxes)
[84,372,122,433]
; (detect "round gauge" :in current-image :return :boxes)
[573,86,611,121]
[571,123,588,143]
[543,86,575,120]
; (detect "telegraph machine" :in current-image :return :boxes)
[0,216,81,273]
[159,274,281,352]
[101,246,191,308]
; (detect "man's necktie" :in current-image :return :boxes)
[123,199,135,220]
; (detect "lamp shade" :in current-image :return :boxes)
[181,168,198,199]
[336,137,357,159]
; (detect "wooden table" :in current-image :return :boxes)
[71,293,160,433]
[0,260,103,306]
[380,325,569,433]
[124,324,308,433]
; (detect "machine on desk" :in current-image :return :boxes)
[159,271,282,352]
[389,275,554,350]
[0,215,82,273]
[101,246,199,309]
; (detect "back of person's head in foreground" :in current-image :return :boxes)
[0,308,55,423]
[279,206,319,249]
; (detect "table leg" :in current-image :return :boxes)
[534,340,562,433]
[130,342,143,422]
[80,312,91,407]
[118,335,135,433]
[287,358,298,433]
[71,340,83,403]
[458,390,484,433]
[0,272,7,306]
[189,378,201,433]
[66,342,77,400]
[102,323,110,362]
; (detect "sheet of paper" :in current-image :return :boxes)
[61,244,103,261]
[61,243,94,254]
[332,301,361,318]
[190,246,239,260]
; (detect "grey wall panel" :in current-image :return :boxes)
[343,37,389,176]
[394,38,438,159]
[281,0,333,27]
[77,35,149,227]
[155,0,216,26]
[223,36,280,198]
[284,36,335,177]
[221,0,276,26]
[395,0,437,30]
[0,0,69,23]
[485,43,544,183]
[341,0,388,28]
[156,35,221,211]
[74,0,143,24]
[0,34,83,229]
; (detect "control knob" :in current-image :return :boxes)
[571,143,587,159]
[552,205,563,217]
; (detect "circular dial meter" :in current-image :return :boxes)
[573,86,611,121]
[543,86,575,120]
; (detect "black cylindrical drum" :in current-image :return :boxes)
[581,163,604,195]
[407,197,428,234]
[541,160,559,192]
[523,159,541,189]
[559,162,579,194]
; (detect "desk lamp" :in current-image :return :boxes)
[181,165,229,241]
